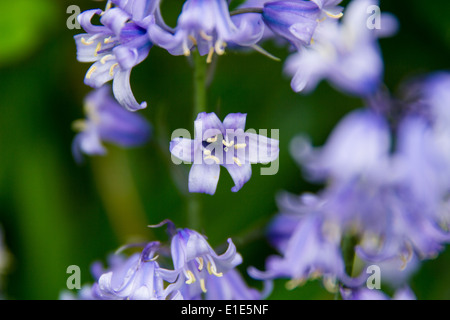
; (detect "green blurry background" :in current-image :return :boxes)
[0,0,449,300]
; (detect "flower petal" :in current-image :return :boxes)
[223,163,252,192]
[188,163,220,195]
[112,68,147,111]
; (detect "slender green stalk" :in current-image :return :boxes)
[193,49,208,119]
[187,49,209,230]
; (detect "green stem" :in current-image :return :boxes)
[187,50,208,230]
[193,49,208,119]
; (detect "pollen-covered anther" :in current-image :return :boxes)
[109,63,119,76]
[207,262,223,277]
[204,155,221,164]
[104,36,114,44]
[234,143,247,150]
[196,257,204,271]
[86,66,97,79]
[200,279,207,293]
[185,270,196,284]
[100,54,113,64]
[222,140,234,148]
[285,278,305,291]
[233,157,242,167]
[81,37,94,46]
[215,40,226,55]
[207,135,218,143]
[206,47,215,64]
[94,42,102,57]
[325,11,343,19]
[72,120,87,132]
[188,35,197,46]
[199,30,213,41]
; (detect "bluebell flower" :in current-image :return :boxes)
[341,286,416,300]
[166,225,243,298]
[284,0,398,96]
[95,242,182,300]
[310,0,344,19]
[231,0,275,45]
[74,3,154,111]
[170,112,279,195]
[148,0,264,61]
[261,0,322,50]
[72,86,151,163]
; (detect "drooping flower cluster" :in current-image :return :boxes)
[283,0,398,96]
[251,72,450,298]
[72,86,151,163]
[63,221,265,300]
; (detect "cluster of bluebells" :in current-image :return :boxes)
[62,221,267,300]
[68,0,450,301]
[250,46,450,301]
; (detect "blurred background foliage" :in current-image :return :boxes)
[0,0,449,299]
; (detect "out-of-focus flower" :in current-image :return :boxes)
[341,286,416,300]
[148,0,264,61]
[72,86,151,163]
[284,0,398,96]
[74,2,156,110]
[94,242,179,300]
[170,112,279,195]
[261,0,321,50]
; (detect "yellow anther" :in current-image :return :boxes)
[86,66,97,79]
[100,54,113,64]
[206,47,215,64]
[105,0,112,12]
[94,42,102,57]
[72,120,87,132]
[188,35,198,46]
[200,279,207,293]
[81,37,94,45]
[109,63,119,76]
[185,270,196,284]
[285,278,305,291]
[104,36,114,44]
[199,30,213,41]
[325,11,343,19]
[149,255,159,262]
[183,41,191,56]
[196,257,204,271]
[222,140,234,148]
[204,155,220,164]
[207,262,223,277]
[207,135,218,143]
[233,157,242,167]
[215,40,226,55]
[234,143,247,150]
[203,149,212,156]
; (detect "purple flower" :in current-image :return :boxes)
[310,0,344,19]
[148,0,263,61]
[94,242,180,300]
[291,109,391,183]
[231,0,275,45]
[284,0,398,96]
[72,86,151,163]
[262,0,321,50]
[168,227,243,298]
[170,112,279,195]
[341,286,416,300]
[74,3,154,111]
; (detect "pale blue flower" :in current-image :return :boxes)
[148,0,264,60]
[170,112,279,195]
[75,3,155,111]
[284,0,398,96]
[72,86,151,163]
